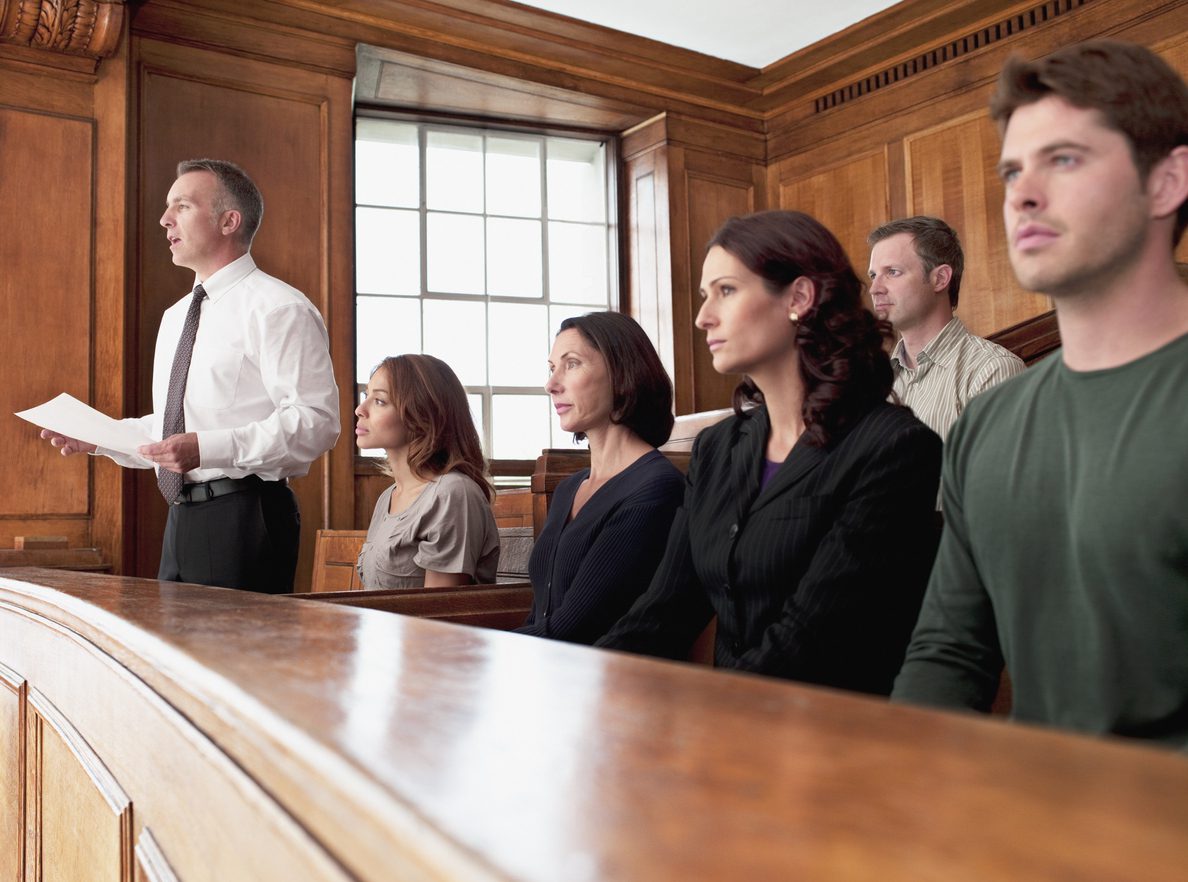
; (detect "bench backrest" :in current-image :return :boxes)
[298,582,533,631]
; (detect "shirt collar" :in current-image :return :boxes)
[893,316,966,370]
[193,252,256,304]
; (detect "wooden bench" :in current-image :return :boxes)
[299,581,534,630]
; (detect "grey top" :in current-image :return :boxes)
[357,471,499,589]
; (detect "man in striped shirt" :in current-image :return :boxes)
[867,216,1024,441]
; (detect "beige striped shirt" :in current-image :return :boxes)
[891,317,1025,442]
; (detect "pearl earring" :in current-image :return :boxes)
[789,311,799,324]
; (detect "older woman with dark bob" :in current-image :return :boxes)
[597,211,942,695]
[355,354,499,589]
[516,312,684,645]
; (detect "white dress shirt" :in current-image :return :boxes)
[105,253,340,482]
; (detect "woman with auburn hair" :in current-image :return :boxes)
[515,311,684,645]
[598,211,942,695]
[354,354,499,589]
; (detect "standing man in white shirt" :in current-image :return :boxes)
[43,159,339,593]
[867,216,1024,441]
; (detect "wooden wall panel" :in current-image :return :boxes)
[26,690,132,882]
[779,150,891,287]
[134,830,179,882]
[0,665,24,882]
[625,144,675,384]
[132,38,355,590]
[683,162,762,412]
[0,109,93,523]
[905,111,1051,336]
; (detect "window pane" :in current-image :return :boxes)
[487,218,543,298]
[356,296,421,384]
[356,208,420,295]
[486,137,541,218]
[488,303,548,387]
[548,222,607,304]
[468,393,486,454]
[424,299,487,386]
[427,131,483,213]
[427,213,485,294]
[492,395,551,459]
[547,138,606,223]
[356,120,418,208]
[548,304,594,337]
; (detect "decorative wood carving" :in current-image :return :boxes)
[0,0,124,58]
[813,0,1094,113]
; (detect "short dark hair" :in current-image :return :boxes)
[372,354,493,501]
[708,210,893,449]
[990,40,1188,245]
[557,311,674,448]
[868,216,964,309]
[176,158,264,246]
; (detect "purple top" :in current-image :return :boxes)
[760,459,783,489]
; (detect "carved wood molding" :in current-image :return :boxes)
[813,0,1093,114]
[0,0,125,59]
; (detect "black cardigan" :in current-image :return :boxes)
[598,403,942,695]
[516,449,684,645]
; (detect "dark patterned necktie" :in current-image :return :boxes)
[158,284,207,502]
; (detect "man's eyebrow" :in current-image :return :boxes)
[998,140,1091,175]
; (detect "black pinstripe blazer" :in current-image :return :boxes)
[597,402,942,695]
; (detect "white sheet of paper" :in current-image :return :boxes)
[16,393,155,462]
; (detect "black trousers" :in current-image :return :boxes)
[158,480,300,594]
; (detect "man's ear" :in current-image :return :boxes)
[1148,145,1188,224]
[931,264,953,295]
[220,209,243,238]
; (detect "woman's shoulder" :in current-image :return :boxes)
[623,450,684,497]
[847,401,942,451]
[694,407,753,446]
[430,471,493,506]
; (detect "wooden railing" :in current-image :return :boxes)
[1,567,1185,882]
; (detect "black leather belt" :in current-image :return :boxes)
[173,475,285,505]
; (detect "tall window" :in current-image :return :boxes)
[354,117,616,460]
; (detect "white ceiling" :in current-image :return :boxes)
[512,0,903,68]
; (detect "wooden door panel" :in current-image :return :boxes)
[0,664,24,882]
[26,689,132,882]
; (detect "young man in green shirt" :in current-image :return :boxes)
[893,41,1188,747]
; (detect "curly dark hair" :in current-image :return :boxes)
[707,210,894,448]
[557,311,674,448]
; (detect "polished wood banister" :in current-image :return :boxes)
[1,567,1185,882]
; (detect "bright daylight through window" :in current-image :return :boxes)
[355,118,615,461]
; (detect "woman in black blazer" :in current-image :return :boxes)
[598,211,942,695]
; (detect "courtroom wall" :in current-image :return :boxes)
[2,0,1186,575]
[765,0,1188,338]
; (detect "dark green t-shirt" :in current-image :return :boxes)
[894,331,1188,747]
